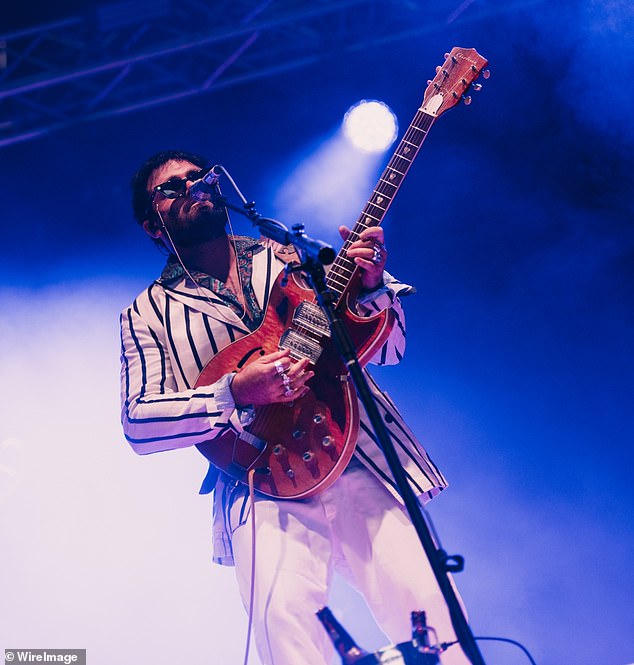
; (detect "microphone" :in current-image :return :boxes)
[190,165,222,202]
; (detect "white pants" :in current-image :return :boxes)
[230,466,470,665]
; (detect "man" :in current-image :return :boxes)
[120,150,468,664]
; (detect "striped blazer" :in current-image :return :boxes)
[120,238,447,564]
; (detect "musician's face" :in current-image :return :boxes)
[145,159,228,247]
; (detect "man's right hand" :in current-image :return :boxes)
[230,349,313,407]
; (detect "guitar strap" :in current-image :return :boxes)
[258,236,300,265]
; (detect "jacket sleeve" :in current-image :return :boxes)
[120,304,248,455]
[354,271,416,366]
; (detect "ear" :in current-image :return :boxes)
[142,218,162,239]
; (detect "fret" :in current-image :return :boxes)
[393,150,413,160]
[328,267,354,285]
[327,273,349,286]
[329,259,351,272]
[326,278,349,294]
[365,204,386,217]
[330,260,354,273]
[333,253,355,265]
[394,147,415,155]
[330,258,354,271]
[391,157,412,169]
[394,156,412,166]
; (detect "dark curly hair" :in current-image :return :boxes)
[130,150,209,234]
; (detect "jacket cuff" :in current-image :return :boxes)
[211,373,256,431]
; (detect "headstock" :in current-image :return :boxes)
[421,47,489,117]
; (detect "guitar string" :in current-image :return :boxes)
[328,58,478,291]
[328,111,435,298]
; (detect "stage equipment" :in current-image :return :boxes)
[317,606,441,664]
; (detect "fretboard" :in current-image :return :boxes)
[325,109,436,304]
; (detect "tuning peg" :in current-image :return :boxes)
[427,79,433,85]
[482,69,491,79]
[444,52,449,59]
[436,66,442,73]
[462,95,472,106]
[472,83,482,91]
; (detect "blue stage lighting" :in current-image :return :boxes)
[343,100,398,153]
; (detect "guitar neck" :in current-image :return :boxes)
[324,46,489,304]
[325,109,437,303]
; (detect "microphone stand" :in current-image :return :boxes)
[216,191,487,665]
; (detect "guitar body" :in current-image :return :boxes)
[195,46,488,499]
[195,270,395,499]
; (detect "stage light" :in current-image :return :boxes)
[343,100,398,153]
[273,132,386,245]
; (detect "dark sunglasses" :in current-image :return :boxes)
[151,168,208,201]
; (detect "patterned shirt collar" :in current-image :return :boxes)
[158,236,262,283]
[158,236,265,330]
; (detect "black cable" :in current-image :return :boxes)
[440,636,537,665]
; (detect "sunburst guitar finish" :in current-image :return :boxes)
[194,47,489,499]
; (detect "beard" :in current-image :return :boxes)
[164,198,228,248]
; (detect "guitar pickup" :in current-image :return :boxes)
[279,329,323,363]
[292,301,331,338]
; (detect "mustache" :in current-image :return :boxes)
[163,198,228,247]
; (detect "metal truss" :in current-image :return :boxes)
[0,0,539,149]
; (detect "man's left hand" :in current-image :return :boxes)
[339,224,386,291]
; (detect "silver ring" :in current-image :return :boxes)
[280,372,292,387]
[284,387,295,397]
[372,246,382,264]
[274,360,285,375]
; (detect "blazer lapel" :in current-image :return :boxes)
[162,280,250,333]
[161,241,283,332]
[251,244,283,314]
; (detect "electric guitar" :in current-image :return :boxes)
[195,47,488,499]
